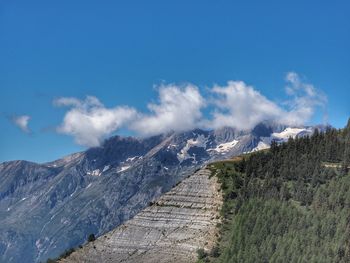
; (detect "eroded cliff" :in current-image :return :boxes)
[60,167,222,263]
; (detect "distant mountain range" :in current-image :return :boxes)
[0,121,324,262]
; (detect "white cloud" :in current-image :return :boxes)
[12,115,31,133]
[207,72,327,130]
[53,97,86,107]
[129,84,205,136]
[281,71,328,125]
[53,72,327,145]
[55,96,137,147]
[207,81,284,130]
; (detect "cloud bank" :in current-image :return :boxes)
[12,115,31,133]
[54,96,137,146]
[208,81,284,130]
[130,84,205,136]
[208,72,328,130]
[281,72,328,125]
[54,72,328,147]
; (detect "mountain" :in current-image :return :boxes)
[0,122,318,263]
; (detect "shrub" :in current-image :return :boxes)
[210,246,220,257]
[87,233,96,242]
[197,248,208,259]
[58,248,75,259]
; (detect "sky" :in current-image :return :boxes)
[0,0,349,163]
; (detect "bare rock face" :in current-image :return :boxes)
[60,168,222,263]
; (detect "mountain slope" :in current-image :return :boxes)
[0,122,317,262]
[58,168,222,263]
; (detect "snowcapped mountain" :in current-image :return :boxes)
[0,122,322,262]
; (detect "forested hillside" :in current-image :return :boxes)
[200,119,350,263]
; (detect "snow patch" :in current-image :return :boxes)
[87,169,101,176]
[119,165,130,172]
[272,127,309,140]
[251,140,271,152]
[126,156,139,162]
[177,135,208,162]
[61,218,70,225]
[208,140,238,154]
[249,127,312,153]
[102,165,110,172]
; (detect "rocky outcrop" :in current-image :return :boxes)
[60,168,222,263]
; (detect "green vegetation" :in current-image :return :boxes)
[200,119,350,263]
[87,233,96,242]
[44,248,75,263]
[197,248,209,260]
[44,233,96,262]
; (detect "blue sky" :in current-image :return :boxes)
[0,0,349,163]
